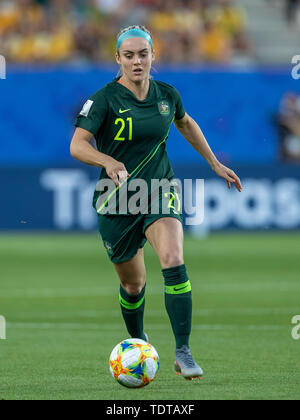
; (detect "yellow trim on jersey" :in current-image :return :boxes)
[96,118,175,214]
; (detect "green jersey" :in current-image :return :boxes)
[75,77,186,214]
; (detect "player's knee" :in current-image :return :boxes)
[121,279,146,296]
[160,251,184,269]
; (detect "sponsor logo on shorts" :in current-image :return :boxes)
[104,241,113,255]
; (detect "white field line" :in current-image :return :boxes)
[6,322,287,332]
[1,282,299,299]
[6,307,300,320]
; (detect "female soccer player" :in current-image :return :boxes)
[70,25,242,381]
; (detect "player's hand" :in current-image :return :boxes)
[212,162,242,192]
[105,158,129,187]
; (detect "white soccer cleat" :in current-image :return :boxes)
[174,345,203,381]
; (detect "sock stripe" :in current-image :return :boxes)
[165,280,192,295]
[119,294,145,310]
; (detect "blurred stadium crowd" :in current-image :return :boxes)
[277,92,300,161]
[285,0,300,23]
[0,0,252,64]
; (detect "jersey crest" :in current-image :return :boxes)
[158,101,170,116]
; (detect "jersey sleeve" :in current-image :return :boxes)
[172,87,186,120]
[75,90,108,136]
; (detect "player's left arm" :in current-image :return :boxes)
[174,113,242,192]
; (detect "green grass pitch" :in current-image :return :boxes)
[0,233,299,400]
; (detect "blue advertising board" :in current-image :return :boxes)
[1,65,300,166]
[1,164,300,232]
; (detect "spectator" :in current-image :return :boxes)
[276,93,300,162]
[198,19,233,63]
[0,1,20,36]
[285,0,300,23]
[0,0,253,64]
[208,0,251,53]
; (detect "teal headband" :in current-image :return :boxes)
[117,29,153,51]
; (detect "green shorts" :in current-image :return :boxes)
[97,185,183,264]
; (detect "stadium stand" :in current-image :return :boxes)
[0,0,252,64]
[243,0,300,63]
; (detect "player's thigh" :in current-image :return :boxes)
[113,248,146,294]
[144,217,184,269]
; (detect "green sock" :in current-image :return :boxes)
[162,265,192,349]
[119,285,146,340]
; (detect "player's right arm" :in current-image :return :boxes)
[70,127,129,186]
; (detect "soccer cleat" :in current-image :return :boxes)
[174,345,203,381]
[143,333,149,343]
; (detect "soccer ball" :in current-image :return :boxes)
[109,338,160,388]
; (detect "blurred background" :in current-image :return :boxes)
[1,0,300,401]
[1,0,300,232]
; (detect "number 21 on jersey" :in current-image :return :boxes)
[114,117,133,141]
